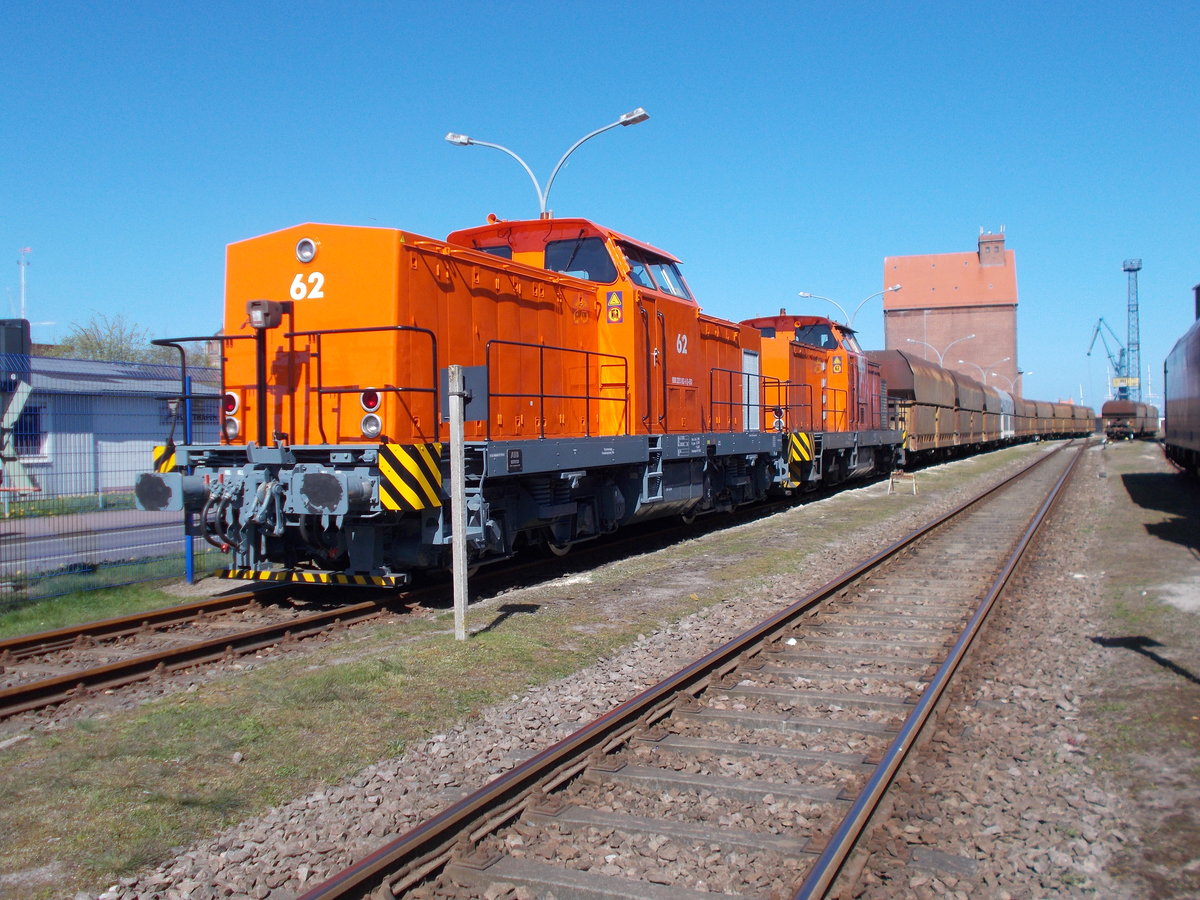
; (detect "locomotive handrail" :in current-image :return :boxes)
[151,334,251,397]
[787,381,817,432]
[482,339,629,440]
[706,367,787,433]
[639,306,652,431]
[656,310,667,430]
[824,386,850,431]
[754,379,817,433]
[151,334,252,444]
[284,325,439,445]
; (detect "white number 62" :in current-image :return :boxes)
[290,272,325,300]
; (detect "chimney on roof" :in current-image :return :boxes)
[978,227,1006,266]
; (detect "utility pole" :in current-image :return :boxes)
[1123,259,1142,402]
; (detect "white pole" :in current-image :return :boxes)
[448,365,469,640]
[18,248,29,321]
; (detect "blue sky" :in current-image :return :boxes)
[3,1,1197,407]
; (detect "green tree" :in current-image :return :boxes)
[46,313,177,364]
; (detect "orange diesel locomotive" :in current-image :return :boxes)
[137,217,897,586]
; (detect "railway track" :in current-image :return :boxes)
[0,590,269,662]
[0,502,781,724]
[295,440,1087,899]
[0,587,392,720]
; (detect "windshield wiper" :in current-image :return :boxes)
[561,229,587,273]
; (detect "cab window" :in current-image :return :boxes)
[841,331,862,352]
[620,245,655,289]
[794,324,839,349]
[545,236,618,283]
[647,260,693,299]
[619,243,693,299]
[477,245,512,259]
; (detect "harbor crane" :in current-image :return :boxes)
[1086,317,1129,400]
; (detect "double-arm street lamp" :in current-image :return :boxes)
[956,356,1010,385]
[906,334,976,366]
[990,370,1031,393]
[445,108,650,218]
[797,284,901,327]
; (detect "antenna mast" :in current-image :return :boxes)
[17,247,31,321]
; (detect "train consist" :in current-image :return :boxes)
[870,350,1093,454]
[135,216,1092,586]
[1163,285,1200,476]
[1100,400,1159,441]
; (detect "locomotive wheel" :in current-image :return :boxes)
[546,541,572,557]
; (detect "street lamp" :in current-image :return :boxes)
[906,334,976,366]
[956,356,1010,384]
[797,284,901,327]
[990,370,1031,394]
[444,108,650,218]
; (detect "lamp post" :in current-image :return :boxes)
[990,370,1030,394]
[906,334,976,367]
[956,356,1010,385]
[445,108,650,218]
[797,284,901,327]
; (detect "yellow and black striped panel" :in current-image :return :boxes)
[786,431,814,485]
[378,442,444,511]
[152,444,176,473]
[218,568,402,587]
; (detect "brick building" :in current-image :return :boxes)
[882,229,1022,396]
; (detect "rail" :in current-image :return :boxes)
[794,439,1085,897]
[0,595,388,720]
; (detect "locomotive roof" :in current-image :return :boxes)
[741,313,842,330]
[446,217,683,263]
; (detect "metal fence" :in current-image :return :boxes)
[0,352,222,608]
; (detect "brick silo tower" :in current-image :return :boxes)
[882,229,1021,395]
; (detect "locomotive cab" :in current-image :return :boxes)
[448,217,722,437]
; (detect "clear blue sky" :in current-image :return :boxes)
[3,1,1197,407]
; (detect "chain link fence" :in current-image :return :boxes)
[0,352,222,608]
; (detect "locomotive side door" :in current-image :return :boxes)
[742,350,760,431]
